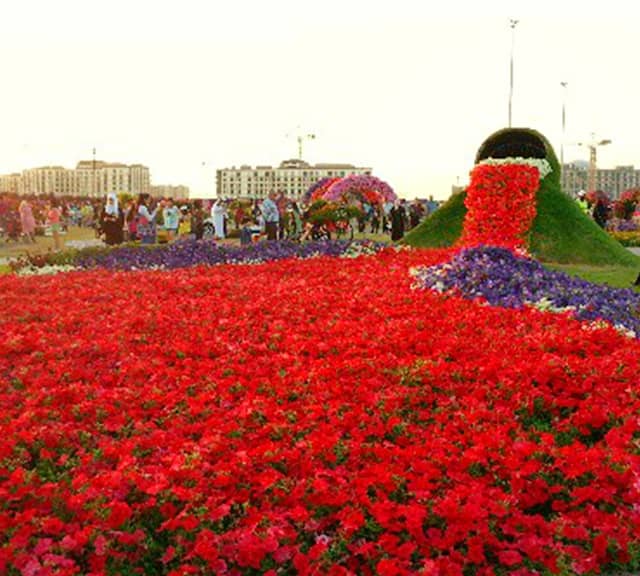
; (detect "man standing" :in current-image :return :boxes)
[262,191,280,241]
[276,191,288,240]
[390,200,405,241]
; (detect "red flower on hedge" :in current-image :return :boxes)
[459,163,540,251]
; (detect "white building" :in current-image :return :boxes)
[216,159,372,200]
[11,161,152,197]
[22,166,77,196]
[74,161,151,197]
[150,184,190,200]
[0,173,23,194]
[562,162,640,199]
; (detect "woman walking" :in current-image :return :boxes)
[137,193,158,245]
[19,199,36,243]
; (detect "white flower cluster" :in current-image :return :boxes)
[527,297,575,314]
[581,319,636,340]
[340,243,380,259]
[17,264,80,276]
[477,157,553,179]
[64,239,104,249]
[409,265,449,292]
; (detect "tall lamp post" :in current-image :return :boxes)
[560,81,568,185]
[508,19,519,127]
[92,147,97,198]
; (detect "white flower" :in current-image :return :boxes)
[477,157,553,179]
[527,297,575,313]
[17,264,80,276]
[64,239,104,249]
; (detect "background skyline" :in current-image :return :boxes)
[1,0,639,199]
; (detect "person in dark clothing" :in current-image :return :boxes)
[100,193,124,245]
[389,201,405,241]
[592,199,609,228]
[191,200,205,240]
[409,200,424,229]
[371,208,381,234]
[240,217,253,246]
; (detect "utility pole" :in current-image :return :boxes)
[508,19,519,128]
[560,82,567,168]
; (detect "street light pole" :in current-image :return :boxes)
[560,81,568,186]
[508,19,519,128]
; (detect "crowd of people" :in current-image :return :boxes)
[0,191,441,249]
[0,194,71,250]
[209,192,440,245]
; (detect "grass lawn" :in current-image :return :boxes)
[545,262,640,290]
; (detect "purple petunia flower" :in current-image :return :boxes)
[412,245,640,338]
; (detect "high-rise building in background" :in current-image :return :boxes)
[562,162,640,199]
[216,159,372,200]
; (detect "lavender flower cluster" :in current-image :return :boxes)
[412,245,640,338]
[75,239,385,271]
[607,217,639,232]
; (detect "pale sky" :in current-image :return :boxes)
[1,0,639,199]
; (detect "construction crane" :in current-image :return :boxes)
[577,133,611,192]
[286,129,316,161]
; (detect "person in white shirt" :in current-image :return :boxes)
[211,199,227,239]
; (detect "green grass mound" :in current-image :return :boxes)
[403,127,640,267]
[404,187,639,266]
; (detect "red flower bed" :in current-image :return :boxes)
[460,163,540,251]
[1,250,640,575]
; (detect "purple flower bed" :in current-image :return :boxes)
[74,239,385,271]
[412,245,640,337]
[607,217,639,232]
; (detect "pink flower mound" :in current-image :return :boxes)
[323,174,397,205]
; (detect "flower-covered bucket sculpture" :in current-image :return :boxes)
[459,128,560,252]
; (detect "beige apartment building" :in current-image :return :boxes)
[562,162,640,199]
[216,159,372,200]
[0,173,23,194]
[2,161,152,197]
[149,184,190,200]
[74,161,151,197]
[22,166,78,196]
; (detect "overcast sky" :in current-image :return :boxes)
[1,0,638,199]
